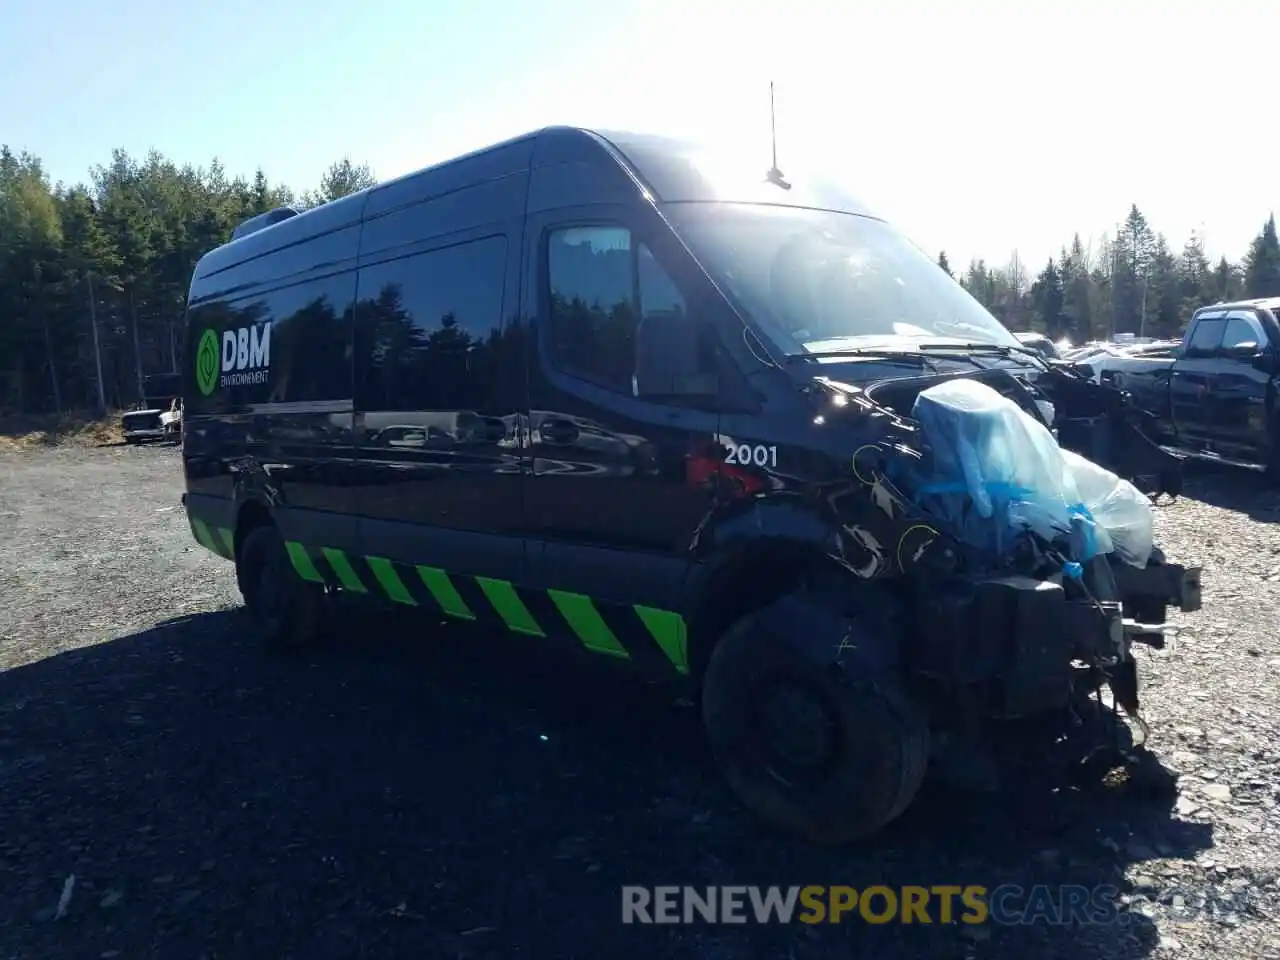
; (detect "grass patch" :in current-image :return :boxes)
[0,411,126,450]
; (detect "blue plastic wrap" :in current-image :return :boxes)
[909,378,1153,567]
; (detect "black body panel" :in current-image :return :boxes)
[350,172,529,577]
[518,198,743,611]
[180,125,1199,715]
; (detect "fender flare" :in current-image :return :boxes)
[683,496,904,680]
[685,496,843,623]
[693,494,842,561]
[226,462,281,549]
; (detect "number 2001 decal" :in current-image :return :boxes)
[724,444,778,467]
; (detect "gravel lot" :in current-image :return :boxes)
[1,443,1278,960]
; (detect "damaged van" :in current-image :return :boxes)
[181,127,1201,843]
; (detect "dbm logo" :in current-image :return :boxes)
[195,324,270,395]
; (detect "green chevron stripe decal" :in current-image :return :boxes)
[183,507,688,671]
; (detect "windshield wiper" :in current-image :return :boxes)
[784,341,1070,377]
[915,340,1055,370]
[920,341,1095,379]
[786,344,1024,372]
[783,348,939,369]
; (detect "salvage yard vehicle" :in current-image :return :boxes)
[122,372,183,444]
[1013,331,1063,360]
[1105,298,1280,475]
[180,127,1202,843]
[1069,339,1181,386]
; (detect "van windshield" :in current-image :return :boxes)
[666,203,1019,355]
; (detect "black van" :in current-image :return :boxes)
[181,127,1200,843]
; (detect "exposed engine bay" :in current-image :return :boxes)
[809,356,1201,755]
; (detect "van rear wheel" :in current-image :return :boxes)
[236,524,324,649]
[701,610,929,845]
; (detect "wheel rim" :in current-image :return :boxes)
[749,674,841,785]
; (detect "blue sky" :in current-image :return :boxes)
[2,0,1277,273]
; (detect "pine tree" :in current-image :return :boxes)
[1109,206,1155,335]
[299,158,378,209]
[1210,257,1242,303]
[1177,232,1212,320]
[1123,205,1156,272]
[1060,235,1094,342]
[1147,237,1180,338]
[1244,214,1280,299]
[937,251,953,277]
[0,152,65,411]
[1030,259,1066,337]
[962,259,996,310]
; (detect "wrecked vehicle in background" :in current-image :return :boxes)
[122,373,183,444]
[1013,330,1066,360]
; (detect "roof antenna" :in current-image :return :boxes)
[765,81,791,190]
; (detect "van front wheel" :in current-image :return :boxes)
[236,524,323,649]
[701,610,929,845]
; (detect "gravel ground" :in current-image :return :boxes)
[1,444,1278,960]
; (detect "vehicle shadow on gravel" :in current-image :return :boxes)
[1175,462,1280,521]
[0,608,1212,960]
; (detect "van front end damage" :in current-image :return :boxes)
[1032,361,1187,500]
[696,361,1202,844]
[809,365,1201,758]
[908,557,1201,724]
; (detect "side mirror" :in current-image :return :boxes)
[1224,340,1261,359]
[634,312,720,400]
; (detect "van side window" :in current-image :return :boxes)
[214,272,355,405]
[546,226,692,395]
[355,235,509,411]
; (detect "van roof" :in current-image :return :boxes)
[192,126,879,283]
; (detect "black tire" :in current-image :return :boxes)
[701,610,930,845]
[1266,439,1280,484]
[236,524,324,650]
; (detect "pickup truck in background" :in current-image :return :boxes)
[1106,296,1280,474]
[121,373,183,444]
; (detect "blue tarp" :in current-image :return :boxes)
[907,378,1153,568]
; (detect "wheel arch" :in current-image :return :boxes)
[233,497,274,562]
[685,536,855,691]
